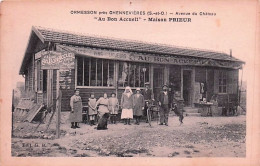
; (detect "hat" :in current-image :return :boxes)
[111,92,116,96]
[136,88,141,91]
[144,82,150,85]
[162,84,168,88]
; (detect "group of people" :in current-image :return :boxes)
[69,82,173,129]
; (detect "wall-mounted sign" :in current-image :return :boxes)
[57,45,242,69]
[41,51,75,69]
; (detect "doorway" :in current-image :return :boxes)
[183,70,192,106]
[153,67,164,101]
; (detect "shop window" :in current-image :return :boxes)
[118,62,149,87]
[218,71,227,93]
[76,57,115,87]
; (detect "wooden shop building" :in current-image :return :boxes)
[19,26,244,113]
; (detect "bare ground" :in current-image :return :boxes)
[11,113,246,157]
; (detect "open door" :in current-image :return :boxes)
[183,70,192,106]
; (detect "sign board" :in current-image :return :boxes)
[57,45,242,69]
[41,51,75,69]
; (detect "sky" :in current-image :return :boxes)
[0,0,258,89]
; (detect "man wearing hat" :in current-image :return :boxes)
[142,82,153,121]
[158,84,171,126]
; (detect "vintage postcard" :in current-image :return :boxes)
[0,0,259,166]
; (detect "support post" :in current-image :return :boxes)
[56,70,61,139]
[56,89,62,138]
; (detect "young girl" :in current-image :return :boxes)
[108,92,119,124]
[88,93,97,126]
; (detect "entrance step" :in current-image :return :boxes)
[183,107,199,113]
[185,112,201,117]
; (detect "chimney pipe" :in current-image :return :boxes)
[230,49,232,57]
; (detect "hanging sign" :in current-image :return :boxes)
[41,51,75,69]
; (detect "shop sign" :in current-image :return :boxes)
[57,45,242,69]
[41,51,75,69]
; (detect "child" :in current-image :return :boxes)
[108,92,119,124]
[88,93,97,126]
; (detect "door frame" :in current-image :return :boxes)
[153,65,165,100]
[182,66,195,107]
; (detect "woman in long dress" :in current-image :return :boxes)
[133,88,145,125]
[96,93,109,119]
[121,86,134,125]
[69,89,83,129]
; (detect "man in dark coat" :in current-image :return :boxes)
[158,85,171,126]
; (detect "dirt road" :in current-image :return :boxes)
[12,114,246,157]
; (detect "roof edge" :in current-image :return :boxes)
[19,26,45,75]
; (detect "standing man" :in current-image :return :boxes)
[158,85,171,126]
[70,89,83,129]
[142,82,153,122]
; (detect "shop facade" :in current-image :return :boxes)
[19,26,244,111]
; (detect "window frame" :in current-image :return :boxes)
[218,70,227,94]
[75,56,116,88]
[118,61,150,88]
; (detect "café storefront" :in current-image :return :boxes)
[19,26,244,112]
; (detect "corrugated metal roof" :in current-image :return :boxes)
[33,26,243,62]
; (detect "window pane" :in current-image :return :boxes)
[129,63,135,87]
[140,65,147,87]
[97,59,102,86]
[223,79,227,85]
[103,60,108,86]
[108,61,114,86]
[90,58,96,86]
[223,86,226,93]
[118,62,128,87]
[219,86,222,93]
[135,64,140,87]
[219,71,222,79]
[84,58,89,86]
[145,64,149,83]
[77,57,83,86]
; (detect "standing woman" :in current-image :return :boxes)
[121,86,134,125]
[96,93,109,118]
[133,88,145,125]
[108,92,119,124]
[70,89,83,129]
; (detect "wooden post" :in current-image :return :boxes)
[181,66,183,99]
[12,89,14,137]
[56,89,62,138]
[56,70,61,139]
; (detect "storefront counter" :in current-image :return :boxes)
[194,102,213,116]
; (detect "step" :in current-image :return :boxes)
[185,112,201,117]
